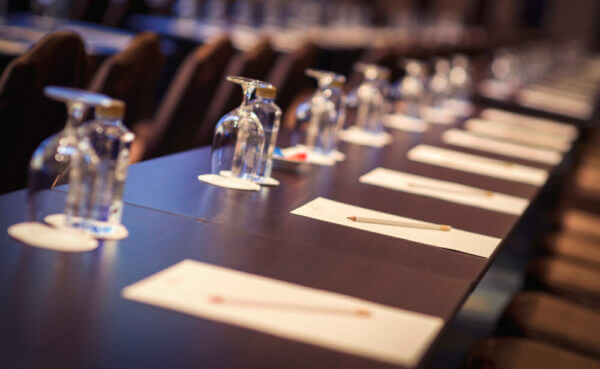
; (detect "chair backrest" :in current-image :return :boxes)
[266,42,318,114]
[195,38,277,147]
[144,35,236,159]
[0,31,87,194]
[88,32,164,130]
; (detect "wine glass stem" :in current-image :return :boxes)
[242,85,256,106]
[65,102,85,131]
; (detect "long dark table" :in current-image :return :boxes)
[0,105,574,368]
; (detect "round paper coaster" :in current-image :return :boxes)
[421,107,456,125]
[7,222,98,252]
[198,174,261,191]
[44,214,129,240]
[332,150,346,161]
[254,176,280,186]
[444,99,474,117]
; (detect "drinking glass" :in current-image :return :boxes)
[449,54,471,100]
[297,69,346,155]
[396,59,426,117]
[427,58,451,109]
[27,87,111,227]
[211,76,266,182]
[354,63,389,133]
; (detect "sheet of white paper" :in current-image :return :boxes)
[441,129,562,165]
[407,144,548,186]
[383,114,428,132]
[479,109,578,139]
[291,197,501,257]
[122,259,444,368]
[359,168,528,216]
[516,88,592,120]
[338,127,393,147]
[463,118,571,152]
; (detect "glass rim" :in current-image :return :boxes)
[44,86,113,107]
[226,75,271,88]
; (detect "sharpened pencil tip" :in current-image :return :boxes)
[347,216,357,221]
[209,295,223,304]
[355,308,371,317]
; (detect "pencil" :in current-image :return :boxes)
[347,216,451,231]
[209,295,371,317]
[406,182,494,197]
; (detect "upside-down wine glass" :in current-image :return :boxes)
[354,63,389,133]
[28,87,112,228]
[296,69,346,156]
[211,76,267,183]
[397,59,426,118]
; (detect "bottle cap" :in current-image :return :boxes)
[256,85,277,99]
[96,99,126,119]
[331,79,345,88]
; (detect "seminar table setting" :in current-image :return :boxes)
[0,53,596,369]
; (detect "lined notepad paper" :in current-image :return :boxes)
[479,109,578,139]
[516,88,592,120]
[359,168,529,215]
[291,197,501,257]
[441,129,563,165]
[123,260,444,368]
[407,145,548,185]
[463,118,571,152]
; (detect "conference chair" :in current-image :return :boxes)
[141,35,236,160]
[0,31,87,194]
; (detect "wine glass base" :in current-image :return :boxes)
[338,127,393,147]
[44,214,129,240]
[254,176,280,186]
[198,174,261,191]
[7,222,98,252]
[420,106,456,125]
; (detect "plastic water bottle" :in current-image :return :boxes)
[250,85,281,182]
[82,100,134,229]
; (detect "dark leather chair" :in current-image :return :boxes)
[525,257,600,309]
[0,31,87,194]
[142,35,236,160]
[266,42,318,115]
[462,337,600,369]
[541,232,600,268]
[497,292,600,359]
[88,32,164,131]
[195,38,277,147]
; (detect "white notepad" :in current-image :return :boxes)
[359,168,529,216]
[463,118,572,152]
[516,88,592,120]
[407,144,548,186]
[441,129,563,165]
[122,259,444,368]
[479,109,578,139]
[383,114,428,132]
[291,197,501,257]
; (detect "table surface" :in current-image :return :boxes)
[0,104,573,369]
